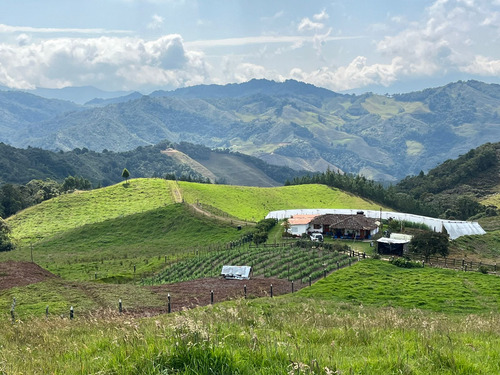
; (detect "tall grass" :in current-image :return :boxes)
[0,297,498,374]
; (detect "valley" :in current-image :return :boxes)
[1,80,500,374]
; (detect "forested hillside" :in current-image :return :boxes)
[1,79,500,181]
[287,142,500,220]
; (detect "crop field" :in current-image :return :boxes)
[147,243,355,285]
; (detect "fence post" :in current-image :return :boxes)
[119,299,122,314]
[167,293,171,313]
[309,276,312,287]
[291,280,294,293]
[10,297,15,323]
[244,285,247,299]
[270,284,273,298]
[46,305,49,319]
[323,269,327,278]
[70,306,74,320]
[210,290,214,305]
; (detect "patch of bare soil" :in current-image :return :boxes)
[0,261,57,290]
[129,277,306,316]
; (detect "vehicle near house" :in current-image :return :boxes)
[310,233,324,242]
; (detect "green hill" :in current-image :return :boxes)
[299,259,500,314]
[1,179,382,280]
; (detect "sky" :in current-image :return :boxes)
[1,0,500,94]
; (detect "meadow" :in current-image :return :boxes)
[1,261,500,374]
[1,178,500,374]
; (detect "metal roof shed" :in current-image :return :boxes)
[221,265,252,280]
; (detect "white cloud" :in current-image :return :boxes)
[186,35,362,49]
[298,18,324,32]
[148,14,164,30]
[313,10,329,21]
[461,56,500,75]
[0,34,208,90]
[290,56,403,92]
[0,24,130,35]
[375,0,500,78]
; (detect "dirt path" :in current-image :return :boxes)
[170,181,183,203]
[0,261,57,290]
[188,202,252,227]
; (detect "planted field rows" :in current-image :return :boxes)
[147,245,354,285]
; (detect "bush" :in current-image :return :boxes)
[479,265,489,274]
[390,257,424,268]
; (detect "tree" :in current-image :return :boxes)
[282,218,291,237]
[121,168,130,183]
[409,231,449,260]
[0,218,14,252]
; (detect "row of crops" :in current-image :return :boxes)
[145,244,358,285]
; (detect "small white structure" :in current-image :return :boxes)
[221,265,252,280]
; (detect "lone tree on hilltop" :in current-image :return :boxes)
[122,168,130,183]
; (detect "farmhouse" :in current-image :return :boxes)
[268,209,486,240]
[287,211,379,240]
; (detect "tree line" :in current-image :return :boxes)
[285,142,499,221]
[0,176,92,219]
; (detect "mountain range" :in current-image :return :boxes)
[1,79,500,182]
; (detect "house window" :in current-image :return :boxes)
[292,227,298,233]
[313,224,321,229]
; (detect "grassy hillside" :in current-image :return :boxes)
[299,260,500,314]
[7,178,175,244]
[1,261,499,374]
[2,203,252,281]
[179,182,383,221]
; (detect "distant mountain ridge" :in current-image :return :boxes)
[1,79,500,181]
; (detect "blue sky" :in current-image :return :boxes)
[1,0,499,94]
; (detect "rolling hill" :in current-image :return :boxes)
[1,79,500,181]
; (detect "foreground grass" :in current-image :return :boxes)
[1,261,500,373]
[0,298,498,374]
